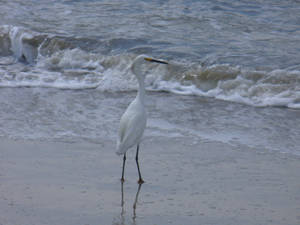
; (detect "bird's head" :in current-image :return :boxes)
[131,55,168,79]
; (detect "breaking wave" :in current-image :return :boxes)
[0,25,299,109]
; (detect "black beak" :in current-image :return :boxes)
[144,57,168,64]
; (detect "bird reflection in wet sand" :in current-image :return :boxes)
[132,183,142,220]
[119,181,143,224]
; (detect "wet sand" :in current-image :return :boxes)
[1,136,299,225]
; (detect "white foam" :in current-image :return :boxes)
[148,64,300,109]
[1,25,299,108]
[8,26,38,64]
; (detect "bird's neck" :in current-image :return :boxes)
[136,77,146,104]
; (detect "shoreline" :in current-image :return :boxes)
[1,137,299,225]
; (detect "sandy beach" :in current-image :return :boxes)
[1,135,299,225]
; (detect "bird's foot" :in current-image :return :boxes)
[138,178,144,184]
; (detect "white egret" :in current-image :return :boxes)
[116,55,168,184]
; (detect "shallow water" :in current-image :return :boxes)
[0,88,299,156]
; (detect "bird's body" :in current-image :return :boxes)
[116,95,146,155]
[116,55,167,184]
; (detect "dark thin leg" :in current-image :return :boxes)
[135,145,144,184]
[121,153,126,182]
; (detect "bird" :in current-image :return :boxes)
[116,54,168,184]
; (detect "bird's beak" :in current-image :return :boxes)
[144,57,168,64]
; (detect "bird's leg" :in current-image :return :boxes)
[135,145,144,184]
[121,153,126,183]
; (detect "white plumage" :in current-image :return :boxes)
[116,54,168,184]
[116,97,146,155]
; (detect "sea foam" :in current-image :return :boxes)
[0,25,299,109]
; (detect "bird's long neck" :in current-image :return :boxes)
[136,76,146,104]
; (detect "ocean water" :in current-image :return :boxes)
[0,0,300,155]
